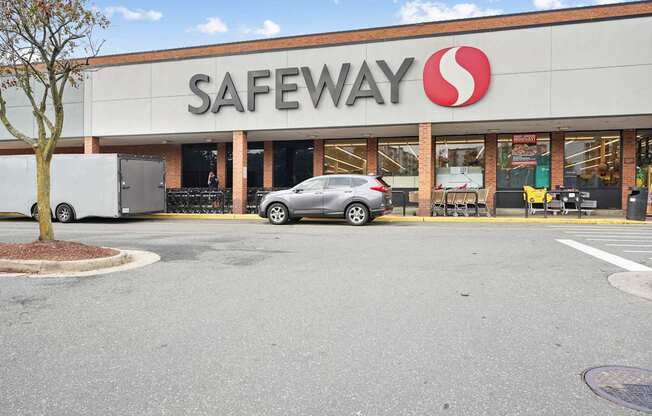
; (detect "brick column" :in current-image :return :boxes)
[418,123,434,217]
[551,132,565,189]
[264,141,274,189]
[84,136,100,154]
[622,129,637,212]
[216,143,227,189]
[313,139,324,177]
[232,131,248,214]
[484,134,497,210]
[366,137,378,175]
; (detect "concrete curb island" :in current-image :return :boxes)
[0,250,161,278]
[608,272,652,302]
[0,250,130,274]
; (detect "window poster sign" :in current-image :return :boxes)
[512,134,538,166]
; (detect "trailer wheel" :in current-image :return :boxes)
[55,204,75,223]
[31,204,51,221]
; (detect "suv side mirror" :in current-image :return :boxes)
[293,188,303,193]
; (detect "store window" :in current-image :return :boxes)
[324,139,367,175]
[247,142,264,188]
[435,135,484,188]
[378,138,419,188]
[497,133,550,190]
[182,144,216,188]
[273,140,313,188]
[636,130,652,188]
[564,131,621,189]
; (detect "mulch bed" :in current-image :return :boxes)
[0,241,118,261]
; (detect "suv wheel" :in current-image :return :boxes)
[267,203,289,225]
[346,203,369,226]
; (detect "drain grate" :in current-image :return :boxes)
[584,366,652,413]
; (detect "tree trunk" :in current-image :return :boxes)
[35,153,54,241]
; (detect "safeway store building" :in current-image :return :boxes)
[1,2,652,215]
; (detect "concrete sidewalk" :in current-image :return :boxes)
[140,212,652,225]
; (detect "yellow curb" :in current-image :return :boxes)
[420,216,649,225]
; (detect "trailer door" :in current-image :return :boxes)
[119,158,166,215]
[143,159,166,212]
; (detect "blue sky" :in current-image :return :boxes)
[94,0,632,55]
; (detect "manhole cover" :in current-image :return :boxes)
[584,366,652,413]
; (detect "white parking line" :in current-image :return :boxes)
[624,250,652,253]
[556,239,652,272]
[588,239,652,242]
[573,235,652,239]
[606,244,652,247]
[565,232,652,236]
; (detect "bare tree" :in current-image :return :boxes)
[0,0,108,241]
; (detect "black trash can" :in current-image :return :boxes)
[626,187,648,221]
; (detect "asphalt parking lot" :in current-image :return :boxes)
[1,218,651,415]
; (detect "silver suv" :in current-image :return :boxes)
[259,175,393,226]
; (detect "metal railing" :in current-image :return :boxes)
[167,187,411,216]
[492,190,528,217]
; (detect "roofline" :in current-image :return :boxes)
[88,1,652,67]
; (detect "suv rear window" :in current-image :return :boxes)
[375,177,390,187]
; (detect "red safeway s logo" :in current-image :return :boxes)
[423,46,491,107]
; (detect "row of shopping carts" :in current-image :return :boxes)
[431,188,491,217]
[166,188,228,213]
[166,188,286,214]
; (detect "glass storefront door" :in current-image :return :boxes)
[496,133,550,207]
[378,138,419,188]
[182,144,217,188]
[435,135,485,188]
[273,140,314,188]
[564,131,622,209]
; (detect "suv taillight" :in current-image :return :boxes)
[370,179,390,193]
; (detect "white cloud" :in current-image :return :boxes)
[253,20,281,37]
[398,1,502,24]
[105,6,162,21]
[190,17,229,35]
[593,0,628,4]
[533,0,566,9]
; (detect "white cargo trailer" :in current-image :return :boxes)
[0,154,166,222]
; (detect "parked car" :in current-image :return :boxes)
[258,174,393,226]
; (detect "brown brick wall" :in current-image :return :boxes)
[216,142,227,189]
[418,123,434,216]
[101,144,182,188]
[484,134,497,209]
[366,137,378,176]
[88,3,652,67]
[232,131,248,214]
[84,136,100,154]
[551,132,565,189]
[622,129,637,212]
[313,139,324,177]
[264,141,274,189]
